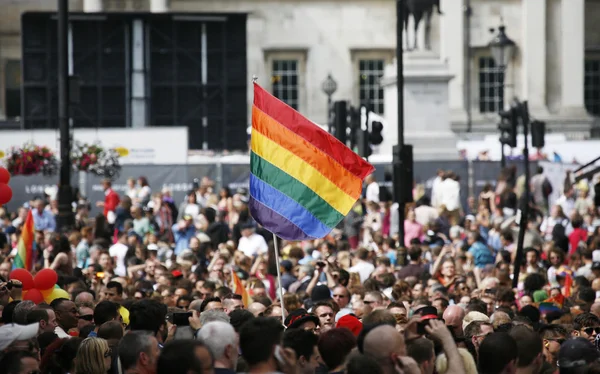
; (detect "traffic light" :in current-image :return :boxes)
[348,106,361,151]
[370,121,384,145]
[531,120,546,148]
[332,101,348,146]
[498,107,518,148]
[393,144,414,204]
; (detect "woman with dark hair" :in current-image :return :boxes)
[136,176,152,206]
[217,186,233,216]
[94,213,112,243]
[44,233,74,276]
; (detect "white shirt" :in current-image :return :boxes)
[109,242,129,277]
[349,261,375,283]
[54,326,71,339]
[431,176,443,208]
[366,182,380,203]
[556,195,575,218]
[439,179,461,211]
[238,234,268,258]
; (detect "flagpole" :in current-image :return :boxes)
[272,233,286,326]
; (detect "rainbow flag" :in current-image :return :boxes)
[231,270,250,307]
[250,83,374,240]
[13,209,35,271]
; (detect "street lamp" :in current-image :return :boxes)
[321,73,338,133]
[488,24,516,69]
[489,24,516,168]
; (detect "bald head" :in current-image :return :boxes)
[75,292,94,305]
[363,325,406,366]
[443,305,465,327]
[591,302,600,318]
[247,302,266,317]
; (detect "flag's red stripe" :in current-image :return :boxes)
[253,83,374,180]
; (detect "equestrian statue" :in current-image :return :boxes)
[403,0,443,51]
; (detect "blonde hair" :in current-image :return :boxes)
[75,337,110,374]
[435,348,477,374]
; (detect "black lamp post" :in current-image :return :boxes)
[488,24,516,168]
[322,73,338,133]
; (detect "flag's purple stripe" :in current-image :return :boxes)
[248,197,316,241]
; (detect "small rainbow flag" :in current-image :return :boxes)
[538,302,561,315]
[250,83,374,240]
[13,209,35,271]
[231,270,249,307]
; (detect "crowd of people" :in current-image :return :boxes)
[1,166,600,374]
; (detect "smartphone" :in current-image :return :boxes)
[172,312,192,326]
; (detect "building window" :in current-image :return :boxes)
[271,59,299,110]
[359,59,385,114]
[4,60,21,118]
[585,58,600,116]
[478,57,504,113]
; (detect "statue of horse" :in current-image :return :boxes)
[404,0,443,51]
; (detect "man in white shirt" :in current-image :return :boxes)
[238,223,268,258]
[349,248,374,283]
[109,232,129,277]
[439,172,462,224]
[431,169,445,209]
[365,175,380,203]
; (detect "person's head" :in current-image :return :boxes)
[26,308,57,334]
[198,281,216,300]
[200,297,223,313]
[443,305,465,337]
[93,301,120,327]
[118,331,160,374]
[13,301,36,325]
[464,321,494,352]
[440,259,455,278]
[74,337,112,374]
[318,328,357,371]
[558,337,600,374]
[363,325,406,371]
[313,302,335,333]
[332,286,351,309]
[129,299,168,343]
[74,291,95,305]
[197,321,239,370]
[101,281,123,302]
[222,294,244,315]
[573,312,600,344]
[509,325,543,372]
[477,332,518,374]
[363,291,384,312]
[97,320,125,342]
[51,298,79,331]
[0,351,39,374]
[406,337,435,374]
[539,324,568,366]
[283,328,320,374]
[239,317,284,369]
[157,340,214,374]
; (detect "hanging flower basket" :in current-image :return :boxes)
[5,144,59,176]
[71,142,121,179]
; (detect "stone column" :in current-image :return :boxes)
[522,0,549,114]
[561,0,586,115]
[150,0,169,13]
[83,0,102,12]
[439,0,466,123]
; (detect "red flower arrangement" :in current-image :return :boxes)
[5,144,59,176]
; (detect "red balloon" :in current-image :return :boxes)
[23,288,44,304]
[0,167,9,184]
[9,268,34,290]
[0,183,12,205]
[34,268,58,290]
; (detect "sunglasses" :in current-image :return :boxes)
[78,315,93,321]
[583,327,600,335]
[547,338,566,345]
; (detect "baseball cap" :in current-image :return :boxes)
[0,323,39,351]
[414,306,439,321]
[462,311,490,330]
[284,309,320,330]
[558,337,600,369]
[147,244,159,251]
[336,315,363,337]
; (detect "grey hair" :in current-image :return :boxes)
[118,331,154,371]
[197,321,237,361]
[13,301,36,325]
[299,265,314,275]
[199,309,230,326]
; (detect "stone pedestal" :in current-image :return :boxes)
[381,52,458,161]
